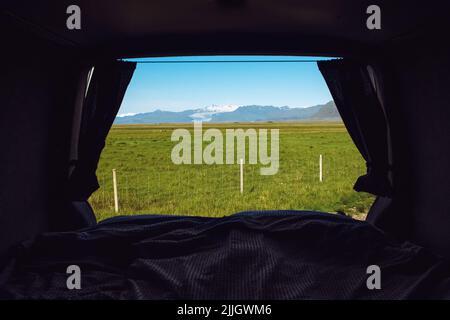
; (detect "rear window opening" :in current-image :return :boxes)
[88,56,375,221]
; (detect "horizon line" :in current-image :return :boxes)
[117,100,334,117]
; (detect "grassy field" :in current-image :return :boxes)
[90,122,374,221]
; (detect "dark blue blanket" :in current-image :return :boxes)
[1,211,449,299]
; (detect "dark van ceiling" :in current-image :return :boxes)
[2,0,448,57]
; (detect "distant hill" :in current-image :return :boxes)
[114,101,340,124]
[308,101,341,120]
[115,109,195,124]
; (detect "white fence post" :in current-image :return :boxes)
[240,158,244,194]
[112,169,119,213]
[319,154,323,182]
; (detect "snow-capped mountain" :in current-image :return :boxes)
[116,112,138,118]
[190,104,239,121]
[114,101,340,124]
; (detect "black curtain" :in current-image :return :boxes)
[68,60,136,201]
[318,59,392,197]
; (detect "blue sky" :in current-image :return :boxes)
[120,56,334,115]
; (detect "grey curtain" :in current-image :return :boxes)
[318,59,393,197]
[69,60,136,200]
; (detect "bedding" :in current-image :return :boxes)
[1,211,449,299]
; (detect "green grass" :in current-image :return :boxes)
[90,122,374,221]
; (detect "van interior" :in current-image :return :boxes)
[1,0,450,299]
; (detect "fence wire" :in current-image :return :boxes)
[89,156,366,215]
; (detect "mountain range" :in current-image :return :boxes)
[114,100,340,124]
